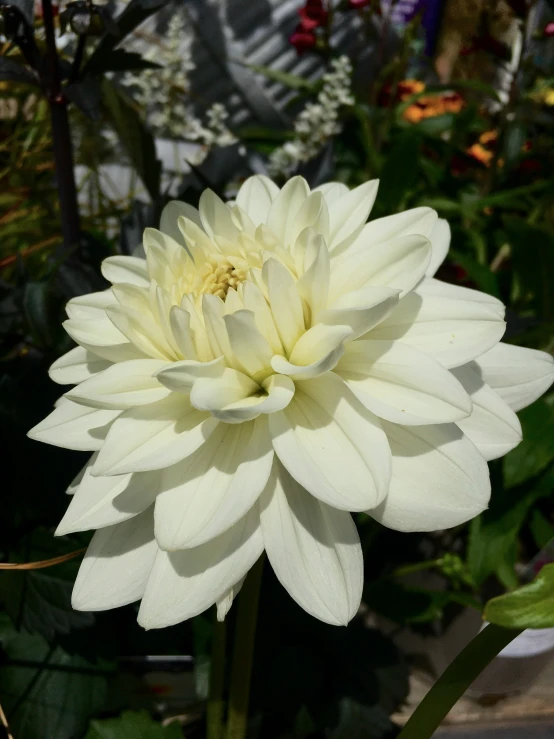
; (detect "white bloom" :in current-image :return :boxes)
[268,57,354,178]
[29,176,554,628]
[122,12,235,157]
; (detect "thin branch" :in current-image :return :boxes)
[0,549,86,571]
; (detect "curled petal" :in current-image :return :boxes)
[271,324,351,380]
[155,356,226,393]
[320,286,400,340]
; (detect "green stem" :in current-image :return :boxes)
[396,623,523,739]
[207,616,227,739]
[225,556,265,739]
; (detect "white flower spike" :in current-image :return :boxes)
[29,176,554,628]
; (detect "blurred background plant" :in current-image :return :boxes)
[1,1,554,738]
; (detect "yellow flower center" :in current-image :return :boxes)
[179,255,249,300]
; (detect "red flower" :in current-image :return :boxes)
[544,22,554,37]
[297,0,327,30]
[289,24,317,54]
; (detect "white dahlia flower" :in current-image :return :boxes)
[29,176,554,628]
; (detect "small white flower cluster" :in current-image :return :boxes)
[123,12,235,161]
[268,56,354,178]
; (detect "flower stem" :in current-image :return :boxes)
[396,623,522,739]
[225,556,265,739]
[207,616,227,739]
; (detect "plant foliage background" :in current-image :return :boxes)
[1,0,554,737]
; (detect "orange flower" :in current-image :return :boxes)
[479,130,498,145]
[467,143,494,166]
[398,79,426,99]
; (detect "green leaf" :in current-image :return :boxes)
[377,131,421,212]
[0,616,117,739]
[23,281,59,349]
[529,510,554,550]
[82,0,171,78]
[85,710,185,739]
[101,79,161,201]
[0,570,93,641]
[484,563,554,629]
[503,216,554,320]
[503,400,554,488]
[468,459,554,588]
[246,62,317,92]
[396,624,522,739]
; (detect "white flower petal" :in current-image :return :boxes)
[344,206,438,258]
[49,346,112,386]
[314,181,350,205]
[269,372,391,511]
[263,259,305,355]
[101,255,150,287]
[202,294,234,365]
[266,176,310,246]
[474,343,554,412]
[28,398,119,451]
[190,367,258,411]
[160,200,202,245]
[169,306,199,360]
[63,317,146,363]
[330,234,432,301]
[289,192,329,246]
[271,324,351,380]
[327,180,379,253]
[320,286,400,340]
[65,359,170,410]
[368,422,490,532]
[57,466,161,534]
[199,189,238,241]
[191,370,294,423]
[106,305,174,360]
[72,509,157,611]
[223,310,273,381]
[236,175,280,227]
[426,219,451,277]
[65,290,116,321]
[369,291,506,368]
[155,356,226,393]
[337,340,472,425]
[155,418,273,549]
[296,238,330,322]
[216,576,246,621]
[452,364,522,460]
[416,277,504,313]
[93,395,218,475]
[137,507,263,628]
[260,464,362,626]
[242,281,284,354]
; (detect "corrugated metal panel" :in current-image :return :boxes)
[163,0,363,127]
